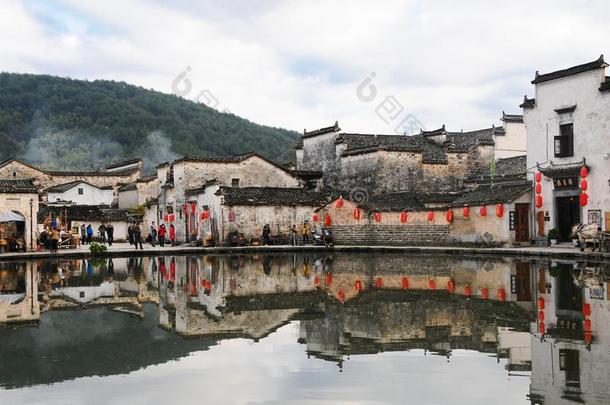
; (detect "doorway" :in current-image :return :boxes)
[514,203,530,242]
[555,196,580,241]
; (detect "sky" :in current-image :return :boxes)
[2,0,610,134]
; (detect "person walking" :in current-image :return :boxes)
[149,221,157,247]
[302,220,310,245]
[133,223,143,250]
[169,224,176,247]
[106,222,114,246]
[98,223,107,244]
[158,224,166,247]
[86,224,93,244]
[127,223,134,245]
[80,224,87,245]
[50,227,60,253]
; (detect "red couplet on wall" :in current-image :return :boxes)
[535,195,543,208]
[535,172,542,182]
[446,210,454,223]
[496,204,504,218]
[336,197,344,208]
[463,206,470,218]
[480,206,487,217]
[428,279,436,290]
[427,211,434,221]
[353,208,361,220]
[400,211,408,223]
[580,192,588,207]
[401,276,409,290]
[580,166,588,178]
[324,214,332,226]
[374,212,381,222]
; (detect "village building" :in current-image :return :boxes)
[117,175,159,209]
[523,55,610,241]
[0,179,39,252]
[45,180,114,206]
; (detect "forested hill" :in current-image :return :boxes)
[0,73,300,173]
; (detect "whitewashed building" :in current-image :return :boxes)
[46,180,114,206]
[523,55,610,240]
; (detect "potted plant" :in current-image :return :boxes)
[570,232,580,248]
[547,228,560,246]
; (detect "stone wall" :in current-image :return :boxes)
[331,224,450,246]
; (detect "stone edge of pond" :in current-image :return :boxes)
[0,245,609,262]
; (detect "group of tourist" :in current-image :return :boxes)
[78,223,114,246]
[262,220,312,246]
[128,221,176,250]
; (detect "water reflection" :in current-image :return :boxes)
[0,253,608,404]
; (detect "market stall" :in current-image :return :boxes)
[0,211,27,253]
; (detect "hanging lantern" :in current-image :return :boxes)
[480,206,487,217]
[535,172,542,182]
[336,197,344,208]
[481,287,488,300]
[497,288,506,302]
[374,212,381,223]
[427,211,434,222]
[428,279,436,290]
[325,272,332,286]
[584,331,593,344]
[538,311,545,322]
[581,179,588,191]
[164,214,169,222]
[169,214,175,222]
[463,206,470,218]
[582,303,591,316]
[535,183,542,194]
[446,210,454,223]
[464,285,472,297]
[584,319,592,331]
[199,212,206,221]
[537,297,545,310]
[580,192,588,207]
[580,166,588,178]
[535,195,543,208]
[353,208,361,220]
[313,213,319,222]
[324,214,332,227]
[400,211,408,224]
[337,290,346,304]
[496,204,504,218]
[539,322,546,334]
[355,279,363,292]
[447,279,455,294]
[401,276,409,290]
[375,277,383,289]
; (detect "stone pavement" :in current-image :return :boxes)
[0,241,608,261]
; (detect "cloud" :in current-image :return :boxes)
[4,0,610,136]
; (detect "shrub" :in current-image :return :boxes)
[547,228,560,241]
[89,242,108,254]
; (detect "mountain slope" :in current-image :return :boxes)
[0,73,300,172]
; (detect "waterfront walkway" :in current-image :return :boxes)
[0,242,608,261]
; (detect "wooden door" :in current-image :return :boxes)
[537,211,545,237]
[515,262,531,301]
[515,203,530,242]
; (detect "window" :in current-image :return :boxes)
[78,188,84,195]
[12,171,16,177]
[79,291,85,298]
[231,178,240,187]
[554,123,574,157]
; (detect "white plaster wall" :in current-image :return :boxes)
[495,121,527,159]
[48,183,113,206]
[118,189,138,209]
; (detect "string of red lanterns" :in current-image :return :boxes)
[580,166,588,207]
[535,171,543,208]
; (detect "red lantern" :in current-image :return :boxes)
[497,288,506,302]
[324,214,332,227]
[447,279,455,293]
[199,212,205,221]
[584,319,592,331]
[313,213,319,222]
[401,276,409,290]
[535,183,542,194]
[581,179,588,191]
[375,277,383,289]
[584,331,593,344]
[480,206,487,217]
[336,197,344,208]
[374,212,381,223]
[464,285,472,297]
[580,166,588,178]
[481,287,488,299]
[535,195,543,208]
[537,297,545,310]
[355,279,363,292]
[313,275,319,286]
[337,290,345,303]
[580,192,588,207]
[400,211,408,224]
[169,214,175,222]
[427,211,434,221]
[582,303,591,316]
[535,172,542,182]
[539,322,546,334]
[463,206,470,218]
[538,311,545,322]
[164,214,169,222]
[353,208,361,220]
[325,272,332,286]
[446,210,454,223]
[428,279,436,290]
[496,204,504,218]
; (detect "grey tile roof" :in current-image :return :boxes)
[445,128,496,152]
[0,179,38,194]
[118,182,137,192]
[37,204,133,222]
[302,121,340,139]
[104,158,142,170]
[501,112,524,123]
[451,181,531,207]
[345,190,461,212]
[467,155,527,184]
[338,134,449,164]
[532,55,607,84]
[217,187,333,206]
[46,180,112,193]
[519,96,535,109]
[537,160,587,179]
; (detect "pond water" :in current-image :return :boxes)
[0,253,608,405]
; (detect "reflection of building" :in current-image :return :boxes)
[0,261,39,324]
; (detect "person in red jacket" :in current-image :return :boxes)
[158,224,166,247]
[169,224,176,247]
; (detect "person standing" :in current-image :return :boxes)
[169,224,176,247]
[80,224,87,245]
[50,227,60,253]
[133,223,143,250]
[86,224,93,244]
[289,224,298,246]
[98,223,107,244]
[158,224,166,247]
[302,220,310,245]
[262,224,271,245]
[127,223,134,245]
[106,222,114,246]
[149,221,157,247]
